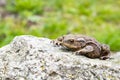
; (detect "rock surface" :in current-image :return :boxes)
[0,35,120,80]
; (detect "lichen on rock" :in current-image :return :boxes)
[0,35,120,80]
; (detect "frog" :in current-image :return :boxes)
[52,34,110,60]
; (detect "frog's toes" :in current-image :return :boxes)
[100,56,109,60]
[51,40,60,46]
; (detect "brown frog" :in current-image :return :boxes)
[53,34,110,60]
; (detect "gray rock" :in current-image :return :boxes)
[0,35,120,80]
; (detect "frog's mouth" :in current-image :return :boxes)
[61,43,81,50]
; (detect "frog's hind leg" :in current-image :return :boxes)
[100,56,110,60]
[75,45,94,55]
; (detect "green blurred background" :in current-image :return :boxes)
[0,0,120,51]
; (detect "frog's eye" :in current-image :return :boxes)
[76,38,86,42]
[69,39,74,43]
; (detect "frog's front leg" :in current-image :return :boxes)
[51,36,64,46]
[51,40,62,46]
[75,45,94,55]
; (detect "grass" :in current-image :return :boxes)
[0,0,120,51]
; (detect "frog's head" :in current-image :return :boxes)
[57,35,86,50]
